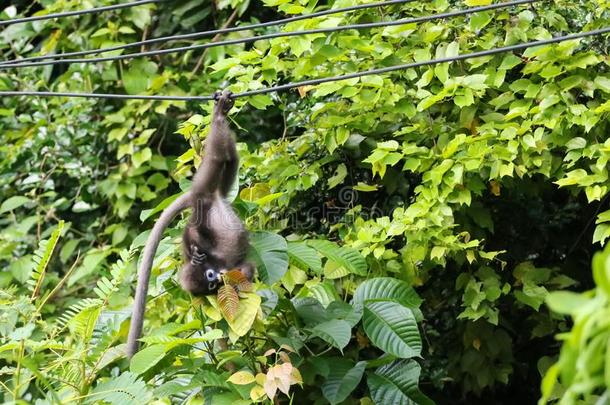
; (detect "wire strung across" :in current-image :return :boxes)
[0,0,164,27]
[0,0,540,69]
[0,0,415,65]
[1,26,608,101]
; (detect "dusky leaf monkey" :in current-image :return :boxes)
[127,90,255,358]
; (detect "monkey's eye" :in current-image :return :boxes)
[205,269,216,281]
[208,281,218,291]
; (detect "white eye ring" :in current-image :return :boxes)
[208,281,218,290]
[205,269,216,281]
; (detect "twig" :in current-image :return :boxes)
[36,251,81,312]
[191,7,240,75]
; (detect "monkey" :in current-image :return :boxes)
[126,90,255,358]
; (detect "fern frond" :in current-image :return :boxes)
[55,298,103,332]
[218,285,239,321]
[86,371,151,404]
[29,221,64,300]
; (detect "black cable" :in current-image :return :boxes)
[0,0,163,27]
[0,0,414,65]
[234,26,610,97]
[1,26,607,101]
[0,0,540,70]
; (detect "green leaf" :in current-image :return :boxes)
[307,239,367,276]
[292,297,330,325]
[363,301,421,358]
[546,291,590,315]
[310,319,352,351]
[87,372,152,404]
[353,277,422,309]
[367,360,433,405]
[249,94,273,109]
[140,192,185,222]
[287,241,322,273]
[130,344,166,375]
[247,231,288,284]
[595,76,610,93]
[0,196,30,214]
[123,60,157,94]
[29,221,64,296]
[321,360,366,404]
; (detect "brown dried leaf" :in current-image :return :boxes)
[224,269,246,285]
[223,269,253,292]
[218,285,239,321]
[297,85,313,97]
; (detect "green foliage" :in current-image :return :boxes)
[0,0,609,403]
[540,243,610,404]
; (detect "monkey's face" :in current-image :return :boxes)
[179,262,223,296]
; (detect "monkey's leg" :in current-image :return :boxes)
[218,136,238,197]
[193,93,234,197]
[192,115,231,198]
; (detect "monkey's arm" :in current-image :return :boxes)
[127,192,192,358]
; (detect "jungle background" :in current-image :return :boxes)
[1,0,610,403]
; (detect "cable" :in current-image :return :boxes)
[0,0,162,27]
[234,26,610,97]
[0,0,540,69]
[1,26,607,101]
[0,0,414,65]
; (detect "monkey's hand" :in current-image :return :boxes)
[213,90,234,115]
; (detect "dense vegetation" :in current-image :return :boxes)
[1,0,610,403]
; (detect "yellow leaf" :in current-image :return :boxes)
[227,292,261,337]
[204,296,223,321]
[464,0,492,4]
[291,367,303,385]
[228,371,256,385]
[255,373,267,386]
[250,385,266,401]
[489,180,501,196]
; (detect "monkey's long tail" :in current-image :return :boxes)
[126,191,192,358]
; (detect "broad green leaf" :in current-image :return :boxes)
[308,281,341,306]
[321,360,366,404]
[326,301,362,327]
[248,231,288,284]
[363,301,421,358]
[130,344,166,375]
[287,241,322,273]
[139,192,186,222]
[0,196,30,214]
[310,319,351,351]
[353,277,422,309]
[545,291,590,315]
[307,239,367,276]
[367,360,433,405]
[292,297,329,325]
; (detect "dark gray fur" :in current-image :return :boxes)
[127,90,254,358]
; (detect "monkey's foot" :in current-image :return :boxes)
[214,89,234,113]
